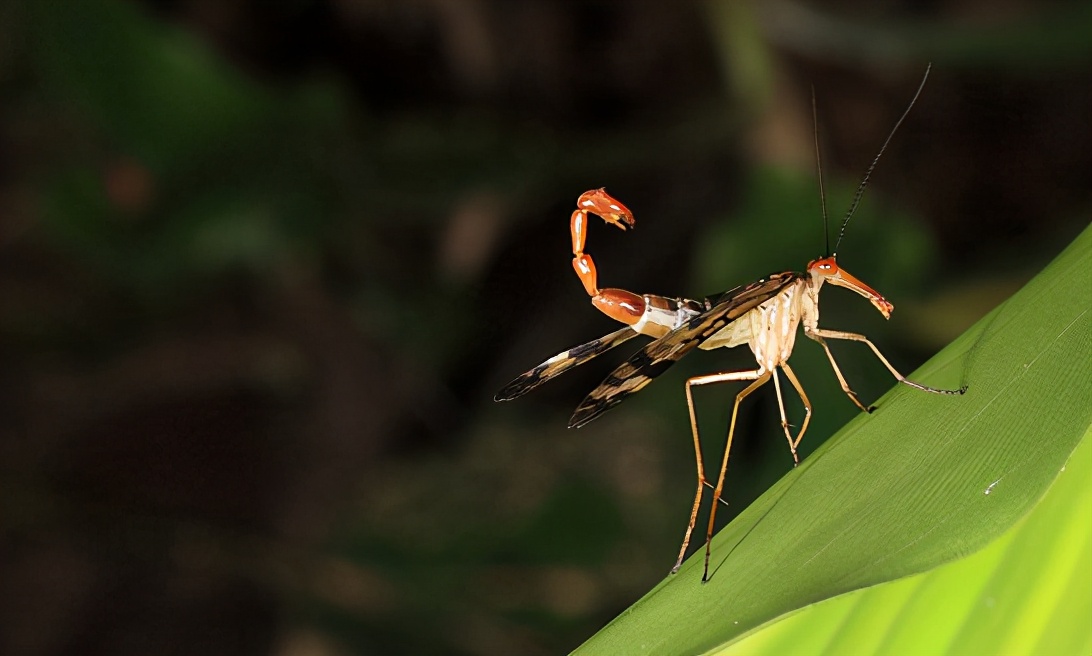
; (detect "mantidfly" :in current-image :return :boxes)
[495,65,965,582]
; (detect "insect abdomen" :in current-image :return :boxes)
[632,295,707,338]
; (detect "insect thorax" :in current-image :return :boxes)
[698,279,811,371]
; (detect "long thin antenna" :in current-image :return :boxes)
[812,85,830,257]
[833,63,931,257]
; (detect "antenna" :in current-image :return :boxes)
[833,63,931,257]
[812,85,830,257]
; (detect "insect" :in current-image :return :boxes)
[495,65,965,581]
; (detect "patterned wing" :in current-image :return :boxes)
[494,326,639,401]
[567,272,800,428]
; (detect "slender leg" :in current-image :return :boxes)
[671,369,765,575]
[780,363,812,453]
[807,327,966,395]
[703,480,730,506]
[771,370,800,466]
[703,371,771,582]
[805,332,872,412]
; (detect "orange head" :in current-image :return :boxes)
[807,256,894,319]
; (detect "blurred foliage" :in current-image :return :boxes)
[0,1,1088,655]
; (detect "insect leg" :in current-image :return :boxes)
[805,332,873,412]
[689,370,771,581]
[779,363,813,455]
[771,370,795,464]
[809,327,967,395]
[702,481,731,506]
[772,366,812,465]
[671,369,766,576]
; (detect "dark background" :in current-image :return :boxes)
[1,1,1088,654]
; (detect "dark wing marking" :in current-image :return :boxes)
[494,326,639,401]
[567,272,801,428]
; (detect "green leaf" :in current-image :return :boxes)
[715,426,1092,656]
[574,224,1091,655]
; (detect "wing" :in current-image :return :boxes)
[567,272,800,428]
[494,326,639,401]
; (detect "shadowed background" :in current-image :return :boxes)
[0,1,1088,654]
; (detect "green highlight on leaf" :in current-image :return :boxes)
[575,224,1092,655]
[714,426,1091,656]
